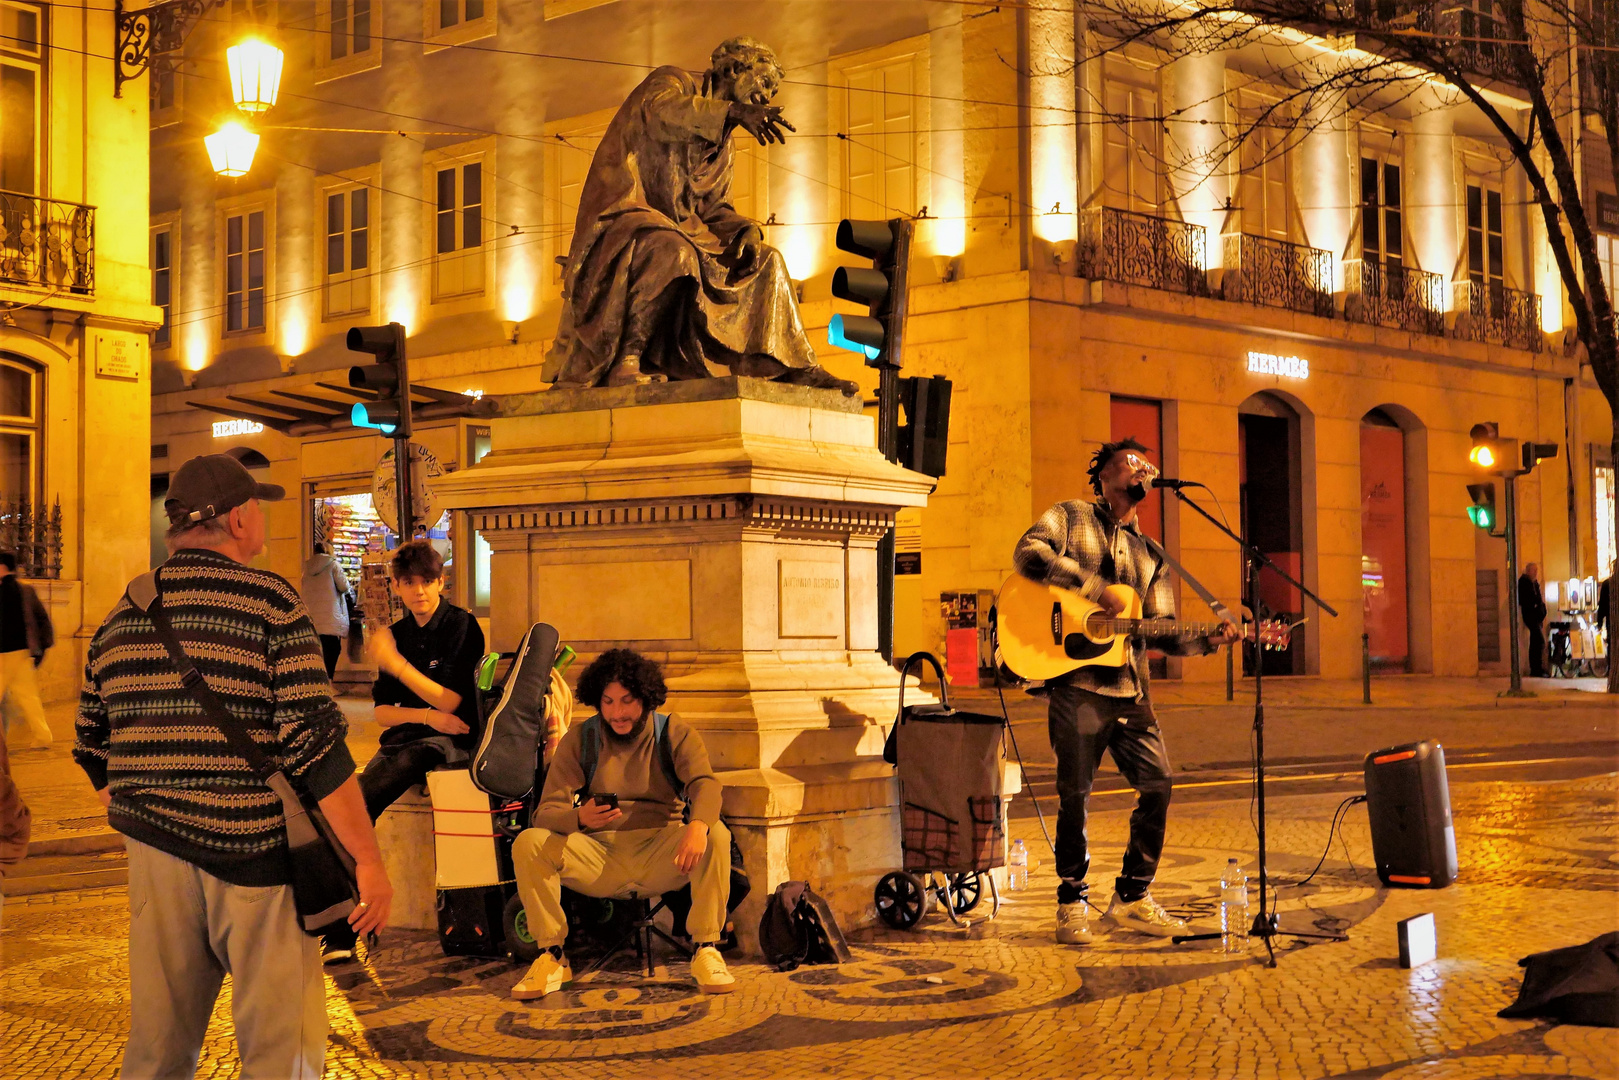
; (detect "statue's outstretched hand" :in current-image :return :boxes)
[730,101,795,145]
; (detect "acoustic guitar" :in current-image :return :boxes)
[994,574,1292,681]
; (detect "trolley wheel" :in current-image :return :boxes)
[875,871,929,930]
[949,872,983,915]
[503,893,542,964]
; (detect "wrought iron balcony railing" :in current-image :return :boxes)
[1076,206,1208,297]
[1221,233,1335,319]
[0,494,64,578]
[1344,259,1445,336]
[1453,279,1542,352]
[0,190,95,295]
[1346,0,1523,84]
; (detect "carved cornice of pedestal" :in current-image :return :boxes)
[470,495,896,541]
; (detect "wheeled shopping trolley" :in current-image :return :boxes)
[874,652,1008,930]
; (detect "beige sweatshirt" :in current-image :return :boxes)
[533,712,722,834]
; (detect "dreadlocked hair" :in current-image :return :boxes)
[1087,437,1151,498]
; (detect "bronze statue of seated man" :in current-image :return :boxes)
[542,37,857,396]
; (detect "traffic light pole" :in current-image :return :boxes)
[1503,473,1522,694]
[394,432,414,541]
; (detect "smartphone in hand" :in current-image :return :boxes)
[593,793,620,811]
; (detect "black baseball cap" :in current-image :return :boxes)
[165,453,285,525]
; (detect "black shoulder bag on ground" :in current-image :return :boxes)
[126,572,360,936]
[758,881,853,972]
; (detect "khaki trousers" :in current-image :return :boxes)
[0,649,51,747]
[120,839,326,1080]
[513,821,731,949]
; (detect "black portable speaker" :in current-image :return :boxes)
[1363,740,1458,888]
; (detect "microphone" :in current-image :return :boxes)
[1152,477,1198,490]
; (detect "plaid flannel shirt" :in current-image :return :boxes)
[1013,499,1215,699]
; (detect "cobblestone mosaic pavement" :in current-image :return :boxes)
[3,774,1615,1079]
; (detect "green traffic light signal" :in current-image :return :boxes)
[1466,482,1497,531]
[1466,505,1494,529]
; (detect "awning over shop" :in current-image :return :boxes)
[187,380,495,436]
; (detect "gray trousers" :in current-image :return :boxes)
[120,839,326,1080]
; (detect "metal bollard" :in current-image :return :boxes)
[1362,633,1372,705]
[1226,642,1234,701]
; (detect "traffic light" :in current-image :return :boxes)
[1468,422,1509,472]
[1466,482,1497,531]
[829,218,913,367]
[897,374,952,477]
[347,322,410,437]
[1521,441,1558,471]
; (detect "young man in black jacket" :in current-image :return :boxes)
[323,538,485,963]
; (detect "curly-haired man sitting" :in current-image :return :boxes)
[510,649,734,998]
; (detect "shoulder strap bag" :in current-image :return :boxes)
[125,571,360,937]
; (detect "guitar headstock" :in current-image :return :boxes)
[1255,619,1293,650]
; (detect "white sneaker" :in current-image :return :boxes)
[690,945,736,994]
[511,951,572,1000]
[1102,892,1188,937]
[320,942,355,965]
[1055,901,1093,944]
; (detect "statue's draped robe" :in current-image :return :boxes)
[542,67,818,387]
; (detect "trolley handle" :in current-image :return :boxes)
[895,651,950,722]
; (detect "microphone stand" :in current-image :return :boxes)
[1164,485,1344,967]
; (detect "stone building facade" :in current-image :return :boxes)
[149,1,1613,686]
[2,0,160,701]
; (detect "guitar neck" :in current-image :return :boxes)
[1093,618,1231,637]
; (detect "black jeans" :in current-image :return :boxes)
[323,741,448,950]
[318,635,342,678]
[1526,622,1546,677]
[1047,684,1174,904]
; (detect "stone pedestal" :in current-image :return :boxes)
[433,378,934,947]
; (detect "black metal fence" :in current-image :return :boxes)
[0,190,95,295]
[1344,259,1445,336]
[1221,233,1335,319]
[1077,206,1208,296]
[0,495,63,579]
[1453,279,1543,353]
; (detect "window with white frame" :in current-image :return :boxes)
[1466,179,1506,300]
[225,209,266,333]
[837,44,924,221]
[327,0,373,62]
[1237,94,1292,241]
[1360,155,1403,271]
[547,124,605,286]
[151,226,173,347]
[428,0,493,43]
[324,184,371,318]
[1595,233,1618,296]
[0,1,43,196]
[0,354,42,502]
[1102,66,1161,214]
[433,161,485,299]
[437,0,485,30]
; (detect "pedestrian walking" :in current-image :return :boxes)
[73,453,393,1080]
[1519,562,1548,678]
[0,721,30,927]
[300,541,352,678]
[0,548,56,749]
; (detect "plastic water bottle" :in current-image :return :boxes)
[1008,839,1028,890]
[1220,858,1250,953]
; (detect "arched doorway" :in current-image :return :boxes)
[1239,392,1306,675]
[1360,407,1428,672]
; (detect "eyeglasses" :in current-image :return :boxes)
[1123,452,1160,481]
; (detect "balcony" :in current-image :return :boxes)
[1346,0,1522,85]
[1221,233,1334,319]
[0,191,95,295]
[1077,206,1208,297]
[1344,259,1445,336]
[1453,279,1542,352]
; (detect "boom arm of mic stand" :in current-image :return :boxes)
[1170,488,1339,619]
